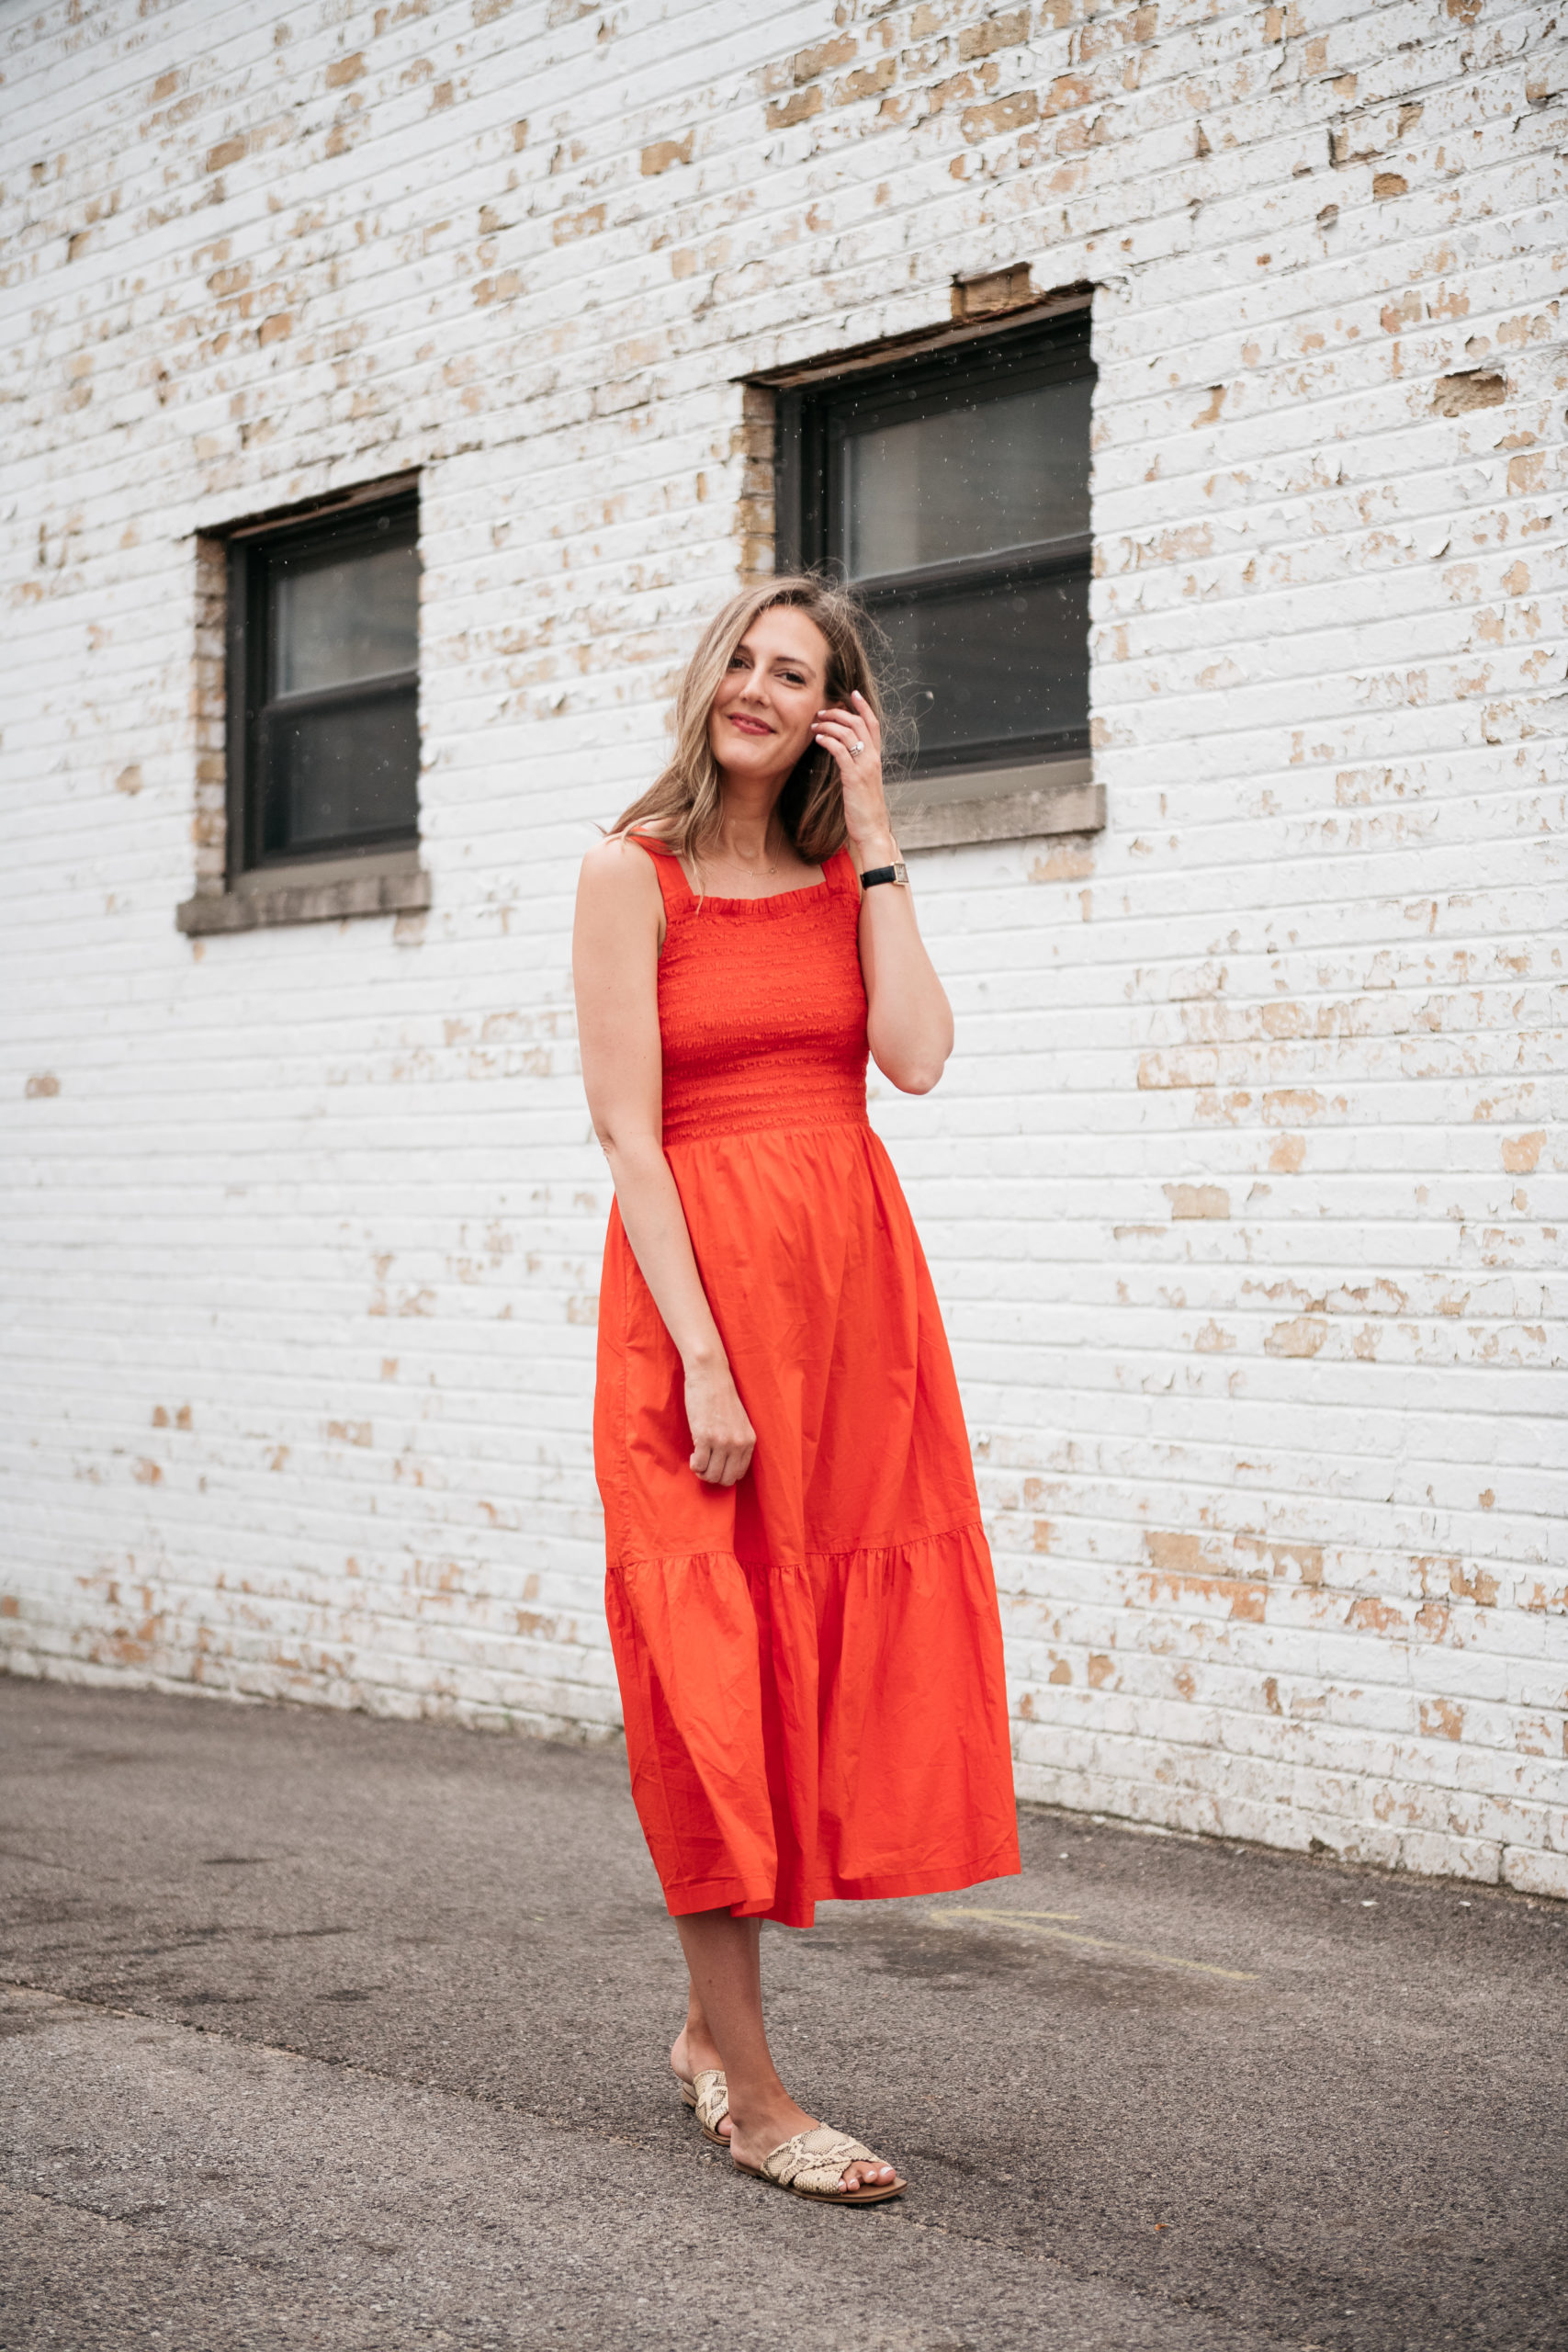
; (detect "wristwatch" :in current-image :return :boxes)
[861,861,908,889]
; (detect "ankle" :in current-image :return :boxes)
[672,2023,723,2075]
[725,2079,797,2136]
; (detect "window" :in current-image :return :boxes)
[227,489,421,875]
[774,311,1095,832]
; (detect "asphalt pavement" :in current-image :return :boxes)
[1,1675,1562,2351]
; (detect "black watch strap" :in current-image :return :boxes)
[861,861,908,889]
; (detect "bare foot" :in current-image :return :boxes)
[727,2092,898,2195]
[670,2028,732,2140]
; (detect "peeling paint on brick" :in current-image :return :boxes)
[3,0,1564,1884]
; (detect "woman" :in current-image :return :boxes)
[573,576,1020,2207]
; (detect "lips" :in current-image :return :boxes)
[728,715,773,737]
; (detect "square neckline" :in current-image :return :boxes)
[634,837,853,915]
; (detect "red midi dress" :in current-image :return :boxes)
[593,839,1020,1929]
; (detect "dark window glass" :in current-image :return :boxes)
[272,540,419,696]
[228,493,420,872]
[778,316,1093,780]
[257,682,420,854]
[840,374,1092,575]
[873,571,1090,772]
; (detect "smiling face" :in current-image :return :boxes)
[707,605,832,786]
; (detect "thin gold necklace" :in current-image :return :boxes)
[716,833,780,891]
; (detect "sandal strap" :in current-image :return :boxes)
[760,2124,879,2198]
[691,2068,728,2133]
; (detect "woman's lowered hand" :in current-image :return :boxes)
[684,1354,756,1487]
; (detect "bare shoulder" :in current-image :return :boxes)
[579,832,661,902]
[575,833,665,959]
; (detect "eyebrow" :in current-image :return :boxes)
[739,646,818,673]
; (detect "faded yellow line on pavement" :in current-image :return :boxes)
[926,1905,1260,1983]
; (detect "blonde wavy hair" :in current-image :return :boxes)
[611,575,890,866]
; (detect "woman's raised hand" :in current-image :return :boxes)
[813,691,894,856]
[684,1357,756,1487]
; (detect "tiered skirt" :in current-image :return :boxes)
[594,1119,1020,1929]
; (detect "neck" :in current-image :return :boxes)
[713,775,784,862]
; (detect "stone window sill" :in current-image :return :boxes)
[891,759,1102,852]
[176,850,430,937]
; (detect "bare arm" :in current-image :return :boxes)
[571,838,755,1487]
[813,691,954,1095]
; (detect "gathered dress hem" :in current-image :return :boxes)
[660,1841,1025,1930]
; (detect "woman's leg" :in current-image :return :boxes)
[673,1909,895,2192]
[669,1973,732,2138]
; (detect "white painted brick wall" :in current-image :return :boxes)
[4,0,1564,1893]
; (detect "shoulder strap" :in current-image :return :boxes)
[626,833,695,921]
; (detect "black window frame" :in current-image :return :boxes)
[774,311,1094,783]
[225,488,422,879]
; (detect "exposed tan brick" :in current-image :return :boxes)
[792,33,855,85]
[553,203,605,244]
[1168,1184,1230,1220]
[960,90,1037,141]
[1432,369,1507,414]
[1265,1317,1328,1358]
[957,9,1029,62]
[641,132,693,175]
[766,87,822,130]
[1043,71,1094,115]
[833,59,897,104]
[951,262,1032,318]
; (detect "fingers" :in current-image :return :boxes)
[813,719,881,757]
[811,718,883,783]
[683,1365,755,1487]
[816,689,882,739]
[694,1452,750,1487]
[811,729,859,777]
[688,1438,755,1487]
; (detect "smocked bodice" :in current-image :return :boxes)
[632,840,869,1148]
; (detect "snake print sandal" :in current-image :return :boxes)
[734,2123,906,2205]
[676,2067,730,2145]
